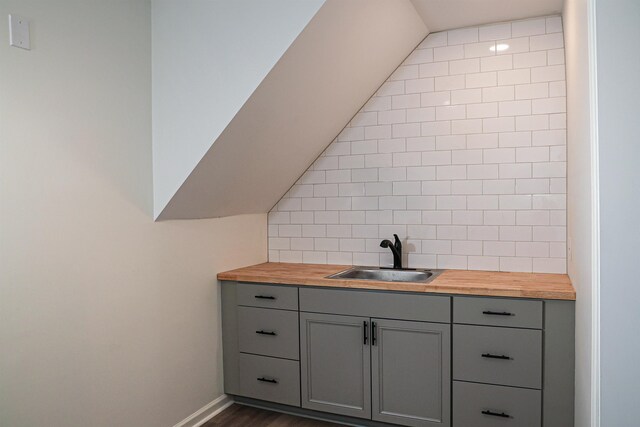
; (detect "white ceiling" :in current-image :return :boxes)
[411,0,564,32]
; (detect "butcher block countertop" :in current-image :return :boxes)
[218,262,575,301]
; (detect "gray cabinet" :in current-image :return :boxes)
[299,312,450,427]
[222,281,575,427]
[300,312,371,419]
[371,319,450,427]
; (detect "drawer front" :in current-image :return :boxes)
[453,296,542,329]
[238,306,299,360]
[453,324,542,389]
[237,282,298,310]
[238,353,300,407]
[299,287,450,323]
[453,381,541,427]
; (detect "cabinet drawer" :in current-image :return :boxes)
[299,287,450,323]
[453,324,542,389]
[453,296,542,329]
[237,283,298,310]
[238,353,300,407]
[453,381,541,427]
[238,306,299,360]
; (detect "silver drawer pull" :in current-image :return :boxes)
[255,330,277,336]
[482,353,511,360]
[257,377,278,384]
[482,410,510,418]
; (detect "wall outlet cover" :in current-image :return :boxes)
[9,14,30,50]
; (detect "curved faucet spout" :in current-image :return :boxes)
[380,235,403,269]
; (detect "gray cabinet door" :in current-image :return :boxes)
[300,312,371,419]
[371,319,451,427]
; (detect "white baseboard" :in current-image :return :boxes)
[173,394,234,427]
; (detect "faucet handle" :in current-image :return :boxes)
[393,234,402,249]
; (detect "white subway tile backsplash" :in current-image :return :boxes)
[499,100,532,116]
[483,85,515,102]
[484,241,516,256]
[389,65,419,82]
[422,181,452,195]
[513,51,547,69]
[269,17,566,273]
[351,140,378,155]
[498,69,531,86]
[291,211,314,224]
[326,197,350,211]
[500,257,532,272]
[517,241,549,257]
[500,162,532,178]
[449,58,480,75]
[435,75,466,91]
[466,102,498,118]
[466,71,498,88]
[479,23,512,41]
[530,33,564,51]
[533,258,566,274]
[512,18,546,37]
[407,137,436,151]
[467,134,499,149]
[467,195,499,210]
[516,115,549,131]
[547,49,566,65]
[378,109,406,125]
[422,91,451,107]
[392,94,421,110]
[434,44,465,61]
[481,55,513,72]
[452,88,482,104]
[436,105,467,121]
[351,168,378,182]
[497,37,530,55]
[448,27,479,45]
[546,16,563,33]
[406,79,435,96]
[482,117,515,133]
[468,256,500,270]
[532,97,566,114]
[464,41,496,58]
[394,210,422,224]
[404,48,434,65]
[419,62,449,78]
[452,119,483,135]
[531,64,565,82]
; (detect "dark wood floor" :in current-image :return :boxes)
[204,404,345,427]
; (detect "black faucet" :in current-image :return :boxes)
[380,234,402,269]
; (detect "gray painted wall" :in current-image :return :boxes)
[596,0,640,425]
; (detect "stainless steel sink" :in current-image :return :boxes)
[327,266,443,283]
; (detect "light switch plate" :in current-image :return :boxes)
[9,14,30,50]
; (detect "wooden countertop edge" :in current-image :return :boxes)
[217,263,576,301]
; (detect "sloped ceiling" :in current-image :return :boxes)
[154,0,428,219]
[410,0,564,32]
[151,0,324,219]
[154,0,566,220]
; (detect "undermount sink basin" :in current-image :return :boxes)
[327,266,443,283]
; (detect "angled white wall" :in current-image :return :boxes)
[155,0,428,219]
[152,0,324,218]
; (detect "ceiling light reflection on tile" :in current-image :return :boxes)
[490,43,510,52]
